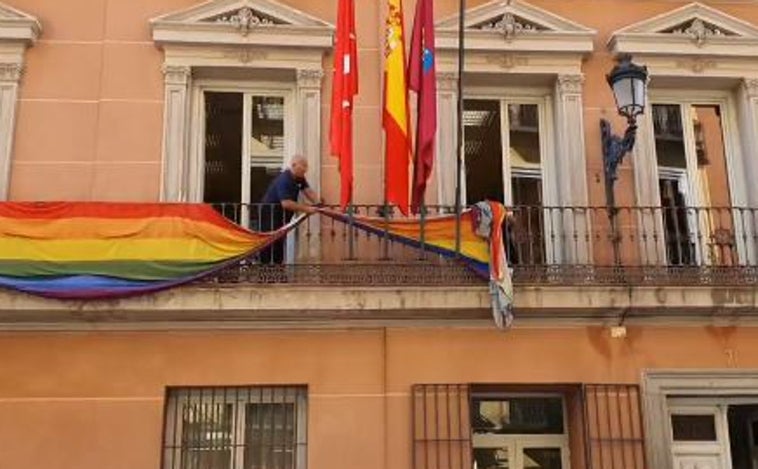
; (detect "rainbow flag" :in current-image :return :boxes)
[320,207,490,275]
[319,201,514,328]
[0,202,300,299]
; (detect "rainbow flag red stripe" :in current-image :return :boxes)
[0,202,296,299]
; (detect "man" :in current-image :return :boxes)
[259,156,321,264]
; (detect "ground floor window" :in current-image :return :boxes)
[162,386,307,469]
[471,393,568,469]
[412,384,645,469]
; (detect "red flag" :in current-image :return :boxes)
[383,0,411,215]
[408,0,436,213]
[329,0,358,210]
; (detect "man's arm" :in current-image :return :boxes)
[303,187,322,205]
[281,199,317,214]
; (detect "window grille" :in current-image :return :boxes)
[162,386,307,469]
[412,384,471,469]
[583,384,646,469]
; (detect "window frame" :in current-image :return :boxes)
[639,90,748,266]
[461,88,556,208]
[162,386,308,469]
[188,79,297,205]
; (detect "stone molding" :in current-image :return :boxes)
[296,69,324,89]
[555,74,583,94]
[162,64,191,86]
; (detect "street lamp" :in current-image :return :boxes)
[600,53,648,264]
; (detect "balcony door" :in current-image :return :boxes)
[463,98,552,265]
[647,101,740,266]
[202,88,294,229]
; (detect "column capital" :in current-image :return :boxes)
[296,69,324,89]
[556,74,584,95]
[0,63,23,83]
[742,78,758,99]
[162,64,191,86]
[437,72,458,92]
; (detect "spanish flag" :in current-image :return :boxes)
[383,0,411,215]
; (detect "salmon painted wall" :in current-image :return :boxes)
[0,326,756,469]
[6,0,758,205]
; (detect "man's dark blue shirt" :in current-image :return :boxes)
[261,169,309,205]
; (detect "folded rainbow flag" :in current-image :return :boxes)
[319,202,514,328]
[0,202,298,299]
[318,207,490,275]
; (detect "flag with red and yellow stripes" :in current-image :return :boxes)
[383,0,411,215]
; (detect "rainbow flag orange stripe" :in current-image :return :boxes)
[0,202,296,299]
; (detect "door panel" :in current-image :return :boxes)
[674,455,724,469]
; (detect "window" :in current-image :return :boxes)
[471,394,569,469]
[463,99,548,265]
[201,89,294,228]
[162,386,307,469]
[650,101,738,266]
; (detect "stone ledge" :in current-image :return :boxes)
[0,284,756,330]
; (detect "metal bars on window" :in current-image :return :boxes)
[583,384,646,469]
[412,384,471,469]
[162,385,307,469]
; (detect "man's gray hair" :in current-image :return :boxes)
[290,155,308,167]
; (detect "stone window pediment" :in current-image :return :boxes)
[151,0,333,49]
[609,2,758,57]
[435,0,595,54]
[0,1,39,44]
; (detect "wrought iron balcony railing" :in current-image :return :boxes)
[203,203,758,287]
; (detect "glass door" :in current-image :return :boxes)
[463,99,548,266]
[651,102,737,266]
[202,89,292,229]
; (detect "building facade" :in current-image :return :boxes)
[2,0,758,469]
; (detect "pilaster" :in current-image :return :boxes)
[0,63,22,200]
[161,64,191,202]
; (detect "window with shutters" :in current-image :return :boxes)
[162,386,307,469]
[412,383,647,469]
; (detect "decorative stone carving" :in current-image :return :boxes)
[296,69,324,88]
[479,12,543,41]
[436,72,458,91]
[0,63,22,83]
[742,78,758,98]
[162,64,191,85]
[675,57,717,73]
[214,7,274,36]
[669,18,730,47]
[556,74,584,94]
[223,48,268,64]
[485,53,528,69]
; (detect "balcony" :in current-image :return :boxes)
[1,203,757,329]
[204,203,758,287]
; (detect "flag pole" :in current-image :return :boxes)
[454,0,465,255]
